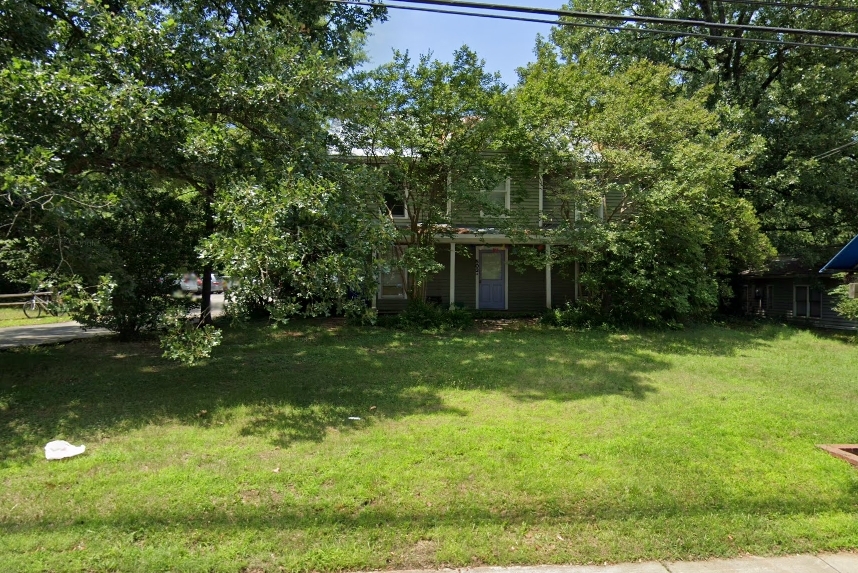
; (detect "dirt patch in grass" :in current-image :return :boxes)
[476,318,539,332]
[408,539,439,568]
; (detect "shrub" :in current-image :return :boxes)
[830,277,858,323]
[382,300,473,332]
[159,308,223,365]
[540,302,603,329]
[65,275,196,341]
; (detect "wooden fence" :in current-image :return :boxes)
[0,291,54,308]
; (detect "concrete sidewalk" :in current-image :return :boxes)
[0,320,112,349]
[0,293,226,349]
[388,554,858,573]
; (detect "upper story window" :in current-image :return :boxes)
[385,190,408,219]
[482,177,510,217]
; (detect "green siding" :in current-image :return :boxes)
[511,168,540,228]
[454,248,477,308]
[551,264,577,308]
[425,246,450,303]
[508,248,546,313]
[376,297,408,313]
[450,170,540,228]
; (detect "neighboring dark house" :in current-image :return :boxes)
[736,236,858,330]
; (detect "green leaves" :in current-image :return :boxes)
[829,277,858,323]
[513,53,773,325]
[1,0,387,343]
[549,0,858,259]
[344,47,511,299]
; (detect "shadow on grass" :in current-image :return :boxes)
[4,485,858,539]
[0,321,808,464]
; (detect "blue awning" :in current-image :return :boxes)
[820,235,858,273]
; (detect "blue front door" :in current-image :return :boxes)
[479,249,505,309]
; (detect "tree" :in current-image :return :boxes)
[63,181,201,339]
[830,276,858,324]
[548,0,858,262]
[0,0,386,333]
[205,164,395,323]
[511,50,773,324]
[343,47,512,301]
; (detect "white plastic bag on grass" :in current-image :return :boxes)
[45,440,86,460]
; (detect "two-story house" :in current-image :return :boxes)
[373,169,613,314]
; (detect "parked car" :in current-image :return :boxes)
[178,273,225,294]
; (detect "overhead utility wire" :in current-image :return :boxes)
[383,0,858,40]
[333,1,858,53]
[813,139,858,160]
[717,0,858,15]
[334,2,595,27]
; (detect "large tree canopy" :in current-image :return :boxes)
[0,0,387,333]
[343,47,512,300]
[511,49,773,324]
[549,0,858,263]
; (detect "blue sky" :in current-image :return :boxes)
[362,1,566,88]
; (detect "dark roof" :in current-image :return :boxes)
[820,234,858,274]
[740,257,818,278]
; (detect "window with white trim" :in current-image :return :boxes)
[794,285,821,318]
[481,178,510,217]
[574,198,605,222]
[384,190,408,219]
[379,247,407,299]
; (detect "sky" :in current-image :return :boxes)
[362,1,567,88]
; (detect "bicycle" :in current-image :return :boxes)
[22,292,67,319]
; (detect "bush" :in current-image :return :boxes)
[381,300,473,332]
[830,278,858,323]
[65,275,196,340]
[540,302,603,329]
[159,308,223,365]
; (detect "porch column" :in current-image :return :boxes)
[449,243,456,307]
[545,244,552,309]
[574,260,580,301]
[372,248,377,309]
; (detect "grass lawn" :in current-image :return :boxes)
[0,305,71,328]
[1,321,858,572]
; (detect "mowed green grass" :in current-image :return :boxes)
[0,305,70,328]
[1,322,857,572]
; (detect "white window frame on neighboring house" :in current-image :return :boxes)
[379,246,408,299]
[481,177,511,218]
[793,285,822,318]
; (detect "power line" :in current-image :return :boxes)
[717,0,858,15]
[382,0,858,40]
[333,1,858,53]
[813,138,858,160]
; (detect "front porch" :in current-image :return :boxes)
[375,239,578,313]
